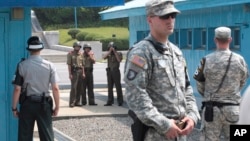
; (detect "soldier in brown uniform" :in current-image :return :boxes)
[103,42,123,106]
[67,42,85,107]
[82,43,97,105]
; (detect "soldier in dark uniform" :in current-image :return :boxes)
[11,36,60,141]
[82,43,97,106]
[103,42,123,106]
[67,42,85,107]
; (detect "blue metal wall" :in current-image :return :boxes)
[0,8,31,141]
[128,3,250,107]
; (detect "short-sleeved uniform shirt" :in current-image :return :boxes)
[13,55,59,97]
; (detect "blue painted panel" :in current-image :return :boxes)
[6,8,31,141]
[0,13,8,141]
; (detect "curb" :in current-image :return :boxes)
[59,83,125,90]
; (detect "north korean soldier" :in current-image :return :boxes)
[103,42,124,106]
[193,26,249,141]
[67,42,85,107]
[11,36,60,141]
[82,43,97,106]
[124,0,200,140]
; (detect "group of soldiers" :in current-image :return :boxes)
[67,41,124,107]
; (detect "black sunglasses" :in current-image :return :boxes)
[159,13,177,20]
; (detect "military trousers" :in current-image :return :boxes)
[82,69,96,105]
[69,69,83,106]
[106,68,123,104]
[200,105,239,141]
[18,98,53,141]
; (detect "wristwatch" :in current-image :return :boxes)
[12,107,17,111]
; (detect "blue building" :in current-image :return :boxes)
[100,0,250,108]
[0,1,123,140]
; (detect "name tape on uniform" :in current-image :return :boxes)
[230,125,250,140]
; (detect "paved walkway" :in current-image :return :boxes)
[34,88,129,140]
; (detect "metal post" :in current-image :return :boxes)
[74,7,77,28]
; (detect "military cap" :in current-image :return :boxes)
[146,0,180,16]
[215,26,231,39]
[83,43,91,50]
[73,42,81,48]
[26,36,44,50]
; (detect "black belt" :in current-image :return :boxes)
[202,101,239,109]
[26,95,51,103]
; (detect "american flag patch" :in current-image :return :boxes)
[131,55,145,68]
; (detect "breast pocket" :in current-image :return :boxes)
[155,59,175,87]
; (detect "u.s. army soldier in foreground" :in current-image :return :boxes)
[124,0,200,140]
[193,26,249,141]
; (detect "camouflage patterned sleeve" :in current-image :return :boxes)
[194,57,206,96]
[240,57,249,89]
[124,48,172,135]
[184,61,201,124]
[184,83,201,124]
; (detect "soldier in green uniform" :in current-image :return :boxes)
[82,43,97,105]
[103,42,123,106]
[67,42,85,107]
[12,36,60,141]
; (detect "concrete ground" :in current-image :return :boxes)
[33,49,129,140]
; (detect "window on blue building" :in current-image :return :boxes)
[232,27,240,50]
[208,27,216,50]
[187,30,192,48]
[201,29,207,48]
[180,29,192,49]
[194,28,206,50]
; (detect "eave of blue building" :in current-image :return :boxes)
[0,0,124,7]
[100,0,250,20]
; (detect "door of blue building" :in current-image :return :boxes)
[0,13,8,141]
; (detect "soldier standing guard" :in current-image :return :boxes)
[193,26,249,141]
[67,42,85,107]
[103,42,124,106]
[124,0,200,140]
[82,43,97,106]
[11,36,60,141]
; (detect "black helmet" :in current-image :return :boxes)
[73,42,81,48]
[26,36,44,50]
[83,43,91,50]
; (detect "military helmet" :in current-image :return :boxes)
[26,36,44,50]
[73,42,81,48]
[83,43,91,50]
[108,42,117,50]
[108,42,114,47]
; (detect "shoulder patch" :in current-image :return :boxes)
[127,69,138,80]
[131,55,146,68]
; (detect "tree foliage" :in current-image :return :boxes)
[33,4,130,30]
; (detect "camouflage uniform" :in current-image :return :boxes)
[124,35,200,141]
[67,50,84,106]
[195,50,249,141]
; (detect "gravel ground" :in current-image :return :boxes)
[53,116,203,141]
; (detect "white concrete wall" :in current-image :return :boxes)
[44,31,59,47]
[50,41,103,61]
